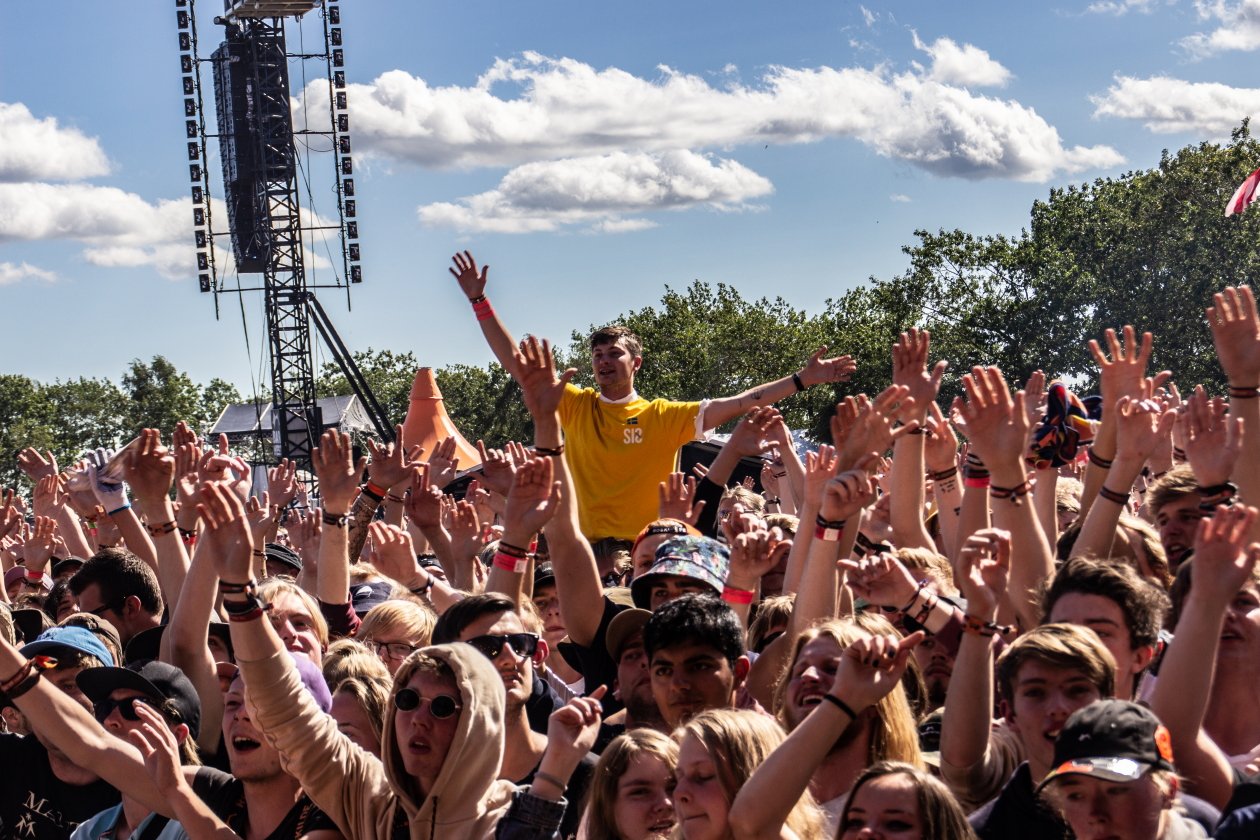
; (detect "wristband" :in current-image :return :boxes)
[107,503,131,516]
[963,475,991,489]
[4,672,42,701]
[911,592,938,625]
[897,579,930,614]
[494,551,529,574]
[792,372,806,393]
[218,579,257,595]
[821,694,859,719]
[532,770,568,791]
[765,497,781,505]
[359,483,384,503]
[1088,449,1113,469]
[497,541,530,558]
[534,445,565,457]
[1172,446,1187,462]
[410,577,435,598]
[0,655,57,695]
[145,520,177,536]
[721,585,755,605]
[815,514,846,542]
[322,511,349,528]
[1229,386,1260,399]
[223,595,270,620]
[472,298,494,322]
[1097,486,1130,506]
[928,466,958,482]
[1196,481,1238,498]
[990,481,1032,505]
[963,614,1000,638]
[387,493,406,504]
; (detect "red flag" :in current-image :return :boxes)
[1226,166,1260,216]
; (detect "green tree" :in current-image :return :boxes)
[0,375,53,490]
[435,362,532,446]
[122,356,203,438]
[200,378,243,431]
[315,347,420,429]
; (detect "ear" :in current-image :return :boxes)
[172,722,191,745]
[999,696,1017,733]
[733,655,751,687]
[1131,643,1156,675]
[612,679,622,701]
[533,638,549,667]
[631,355,643,373]
[122,594,142,618]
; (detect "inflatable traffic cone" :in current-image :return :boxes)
[401,368,482,470]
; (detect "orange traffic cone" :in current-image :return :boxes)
[401,368,482,470]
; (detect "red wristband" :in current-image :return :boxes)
[494,551,528,574]
[815,523,845,542]
[24,569,44,583]
[365,480,388,498]
[721,586,755,605]
[963,476,991,489]
[472,298,494,321]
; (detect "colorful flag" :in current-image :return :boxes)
[1226,166,1260,217]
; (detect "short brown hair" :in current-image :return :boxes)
[1041,556,1169,649]
[589,326,642,358]
[1146,467,1198,521]
[996,623,1116,705]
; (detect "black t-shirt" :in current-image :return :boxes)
[557,598,630,717]
[191,768,339,839]
[0,733,120,840]
[969,763,1069,840]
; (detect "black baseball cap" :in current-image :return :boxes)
[1037,700,1175,793]
[77,660,202,739]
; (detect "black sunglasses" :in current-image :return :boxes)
[466,633,539,661]
[87,597,128,618]
[94,695,178,725]
[393,688,461,719]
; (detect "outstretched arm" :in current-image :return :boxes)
[450,251,520,376]
[702,348,856,429]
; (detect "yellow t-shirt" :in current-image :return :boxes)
[558,384,702,541]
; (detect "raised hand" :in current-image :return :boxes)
[514,336,575,418]
[1112,396,1176,465]
[891,328,947,422]
[244,493,274,549]
[1190,505,1260,608]
[477,440,517,497]
[799,346,857,388]
[658,472,705,526]
[923,402,960,474]
[837,386,918,470]
[1090,326,1159,407]
[404,468,444,530]
[426,437,460,491]
[286,509,322,565]
[950,367,1028,472]
[17,448,58,483]
[830,631,924,715]
[502,456,561,541]
[1207,286,1260,388]
[725,406,780,458]
[760,461,781,497]
[196,481,254,583]
[838,552,920,610]
[450,250,489,299]
[22,516,58,572]
[819,461,878,523]
[196,435,250,502]
[803,444,840,508]
[726,526,789,591]
[267,458,299,509]
[1022,370,1047,429]
[544,686,607,773]
[127,701,190,798]
[956,528,1011,621]
[125,429,176,504]
[367,426,424,494]
[367,520,422,587]
[311,429,366,514]
[32,475,65,519]
[1178,386,1243,487]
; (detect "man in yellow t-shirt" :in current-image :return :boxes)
[448,251,856,567]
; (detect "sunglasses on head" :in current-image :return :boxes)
[466,633,539,661]
[94,695,177,725]
[393,688,461,718]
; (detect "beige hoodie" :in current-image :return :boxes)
[241,642,521,839]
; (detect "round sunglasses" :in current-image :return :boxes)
[466,632,539,661]
[393,688,461,719]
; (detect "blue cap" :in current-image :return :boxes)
[22,625,116,666]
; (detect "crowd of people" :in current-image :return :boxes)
[2,251,1260,839]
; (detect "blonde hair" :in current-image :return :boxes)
[323,638,392,688]
[893,547,957,595]
[357,600,436,649]
[257,577,329,650]
[584,729,678,840]
[332,675,391,749]
[773,615,923,769]
[747,594,794,652]
[676,709,825,840]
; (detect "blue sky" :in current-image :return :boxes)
[3,0,1259,403]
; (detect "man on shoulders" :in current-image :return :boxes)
[448,250,855,565]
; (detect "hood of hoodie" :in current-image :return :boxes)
[381,642,514,828]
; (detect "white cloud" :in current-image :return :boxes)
[1182,0,1260,56]
[1086,0,1161,14]
[860,5,877,26]
[1092,75,1260,133]
[912,34,1012,87]
[890,193,912,202]
[0,261,56,286]
[0,102,110,183]
[310,51,1117,183]
[417,149,772,233]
